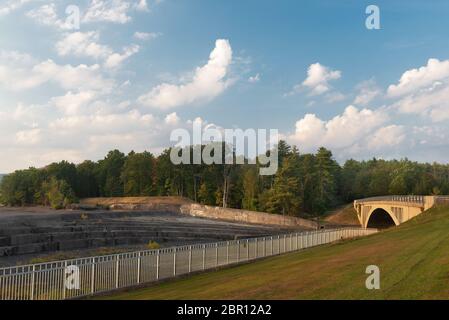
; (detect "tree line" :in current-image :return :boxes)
[1,141,449,216]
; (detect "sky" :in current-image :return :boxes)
[2,0,449,173]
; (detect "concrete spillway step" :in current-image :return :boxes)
[0,222,279,237]
[6,229,257,246]
[0,235,229,257]
[0,210,299,260]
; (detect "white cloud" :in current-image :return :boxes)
[387,58,449,97]
[248,73,260,83]
[50,91,97,115]
[0,52,114,92]
[138,39,233,109]
[0,0,35,17]
[353,79,381,106]
[388,58,449,122]
[134,0,149,12]
[325,91,345,103]
[164,112,180,125]
[26,3,73,30]
[104,44,139,69]
[288,105,388,152]
[301,62,341,95]
[133,31,161,40]
[366,125,405,150]
[35,60,113,91]
[16,128,42,145]
[56,32,139,69]
[56,31,112,59]
[83,0,132,24]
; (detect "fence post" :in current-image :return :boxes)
[173,248,177,277]
[215,243,219,267]
[276,235,279,254]
[226,241,229,264]
[271,236,273,255]
[263,237,267,257]
[137,252,141,284]
[237,240,240,262]
[91,258,95,294]
[62,261,67,300]
[295,233,298,250]
[202,245,206,270]
[255,238,258,258]
[284,235,286,253]
[116,255,120,288]
[30,265,35,300]
[246,239,249,260]
[188,246,192,273]
[156,250,160,280]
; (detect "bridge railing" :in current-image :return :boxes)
[354,195,425,205]
[0,227,377,300]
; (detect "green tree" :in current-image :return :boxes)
[76,160,99,198]
[96,150,126,197]
[242,166,259,210]
[41,177,77,209]
[122,151,155,196]
[313,147,338,214]
[263,151,301,216]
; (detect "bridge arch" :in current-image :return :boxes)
[365,207,399,229]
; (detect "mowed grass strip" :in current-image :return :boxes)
[97,206,449,300]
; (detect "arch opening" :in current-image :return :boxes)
[367,208,396,229]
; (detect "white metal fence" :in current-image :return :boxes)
[0,227,377,300]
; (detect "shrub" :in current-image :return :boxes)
[147,240,161,250]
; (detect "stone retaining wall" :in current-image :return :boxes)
[179,204,317,229]
[79,197,318,229]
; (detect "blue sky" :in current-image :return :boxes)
[1,0,449,172]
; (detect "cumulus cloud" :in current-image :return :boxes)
[164,112,180,125]
[388,58,449,122]
[56,31,112,58]
[138,39,233,109]
[0,0,35,17]
[83,0,132,24]
[0,99,185,172]
[56,32,139,69]
[387,58,449,97]
[366,125,405,150]
[0,52,114,92]
[26,3,73,30]
[16,128,42,145]
[301,62,341,95]
[50,91,97,115]
[288,105,389,152]
[104,44,140,69]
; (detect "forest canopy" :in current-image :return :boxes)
[1,141,448,215]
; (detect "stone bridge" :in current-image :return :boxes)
[354,195,449,229]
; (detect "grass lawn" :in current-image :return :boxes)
[97,206,449,300]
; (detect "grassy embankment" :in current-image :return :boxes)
[323,204,360,226]
[98,205,449,300]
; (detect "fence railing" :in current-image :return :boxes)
[0,227,377,300]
